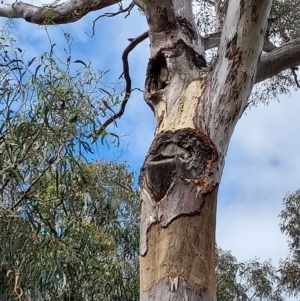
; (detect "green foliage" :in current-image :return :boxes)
[216,247,283,301]
[280,189,300,251]
[0,23,122,208]
[278,189,300,297]
[0,24,139,301]
[269,0,300,41]
[0,161,140,301]
[216,187,300,301]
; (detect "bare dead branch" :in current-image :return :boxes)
[0,0,122,24]
[89,2,135,37]
[256,38,300,83]
[90,30,149,142]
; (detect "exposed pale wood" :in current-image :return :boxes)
[141,277,212,301]
[139,1,273,300]
[140,188,217,300]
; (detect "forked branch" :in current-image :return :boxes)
[203,31,300,85]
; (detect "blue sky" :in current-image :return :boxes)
[2,0,300,277]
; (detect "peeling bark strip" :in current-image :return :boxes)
[137,1,223,300]
[140,188,218,300]
[139,129,218,257]
[139,128,218,300]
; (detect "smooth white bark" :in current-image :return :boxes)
[203,31,277,53]
[197,0,273,184]
[0,0,121,24]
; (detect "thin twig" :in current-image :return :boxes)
[90,30,149,142]
[291,67,300,88]
[88,2,135,37]
[10,145,64,210]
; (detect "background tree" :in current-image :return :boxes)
[0,27,139,301]
[278,189,300,298]
[216,247,282,301]
[215,187,300,301]
[0,0,300,300]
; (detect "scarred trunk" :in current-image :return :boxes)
[137,0,272,300]
[1,0,300,299]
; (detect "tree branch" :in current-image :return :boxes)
[203,31,300,85]
[90,30,149,142]
[256,38,300,83]
[0,0,122,24]
[203,31,221,50]
[203,31,277,52]
[10,145,64,210]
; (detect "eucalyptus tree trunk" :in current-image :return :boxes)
[136,0,272,300]
[2,0,300,300]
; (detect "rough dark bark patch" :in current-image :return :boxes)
[145,40,206,101]
[141,130,217,202]
[178,40,207,69]
[225,33,238,59]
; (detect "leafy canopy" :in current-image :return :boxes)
[0,23,139,301]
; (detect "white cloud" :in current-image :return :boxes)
[217,94,300,267]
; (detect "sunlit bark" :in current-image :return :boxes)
[138,0,272,300]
